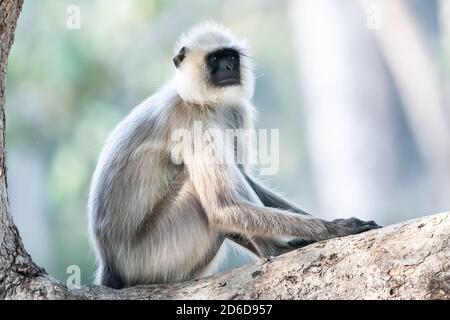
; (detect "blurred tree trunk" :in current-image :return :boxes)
[289,0,450,222]
[358,0,450,213]
[0,0,448,300]
[288,0,401,222]
[440,0,450,134]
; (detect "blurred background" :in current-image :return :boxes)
[5,0,450,285]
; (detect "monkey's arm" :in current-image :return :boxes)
[185,147,378,241]
[242,171,311,216]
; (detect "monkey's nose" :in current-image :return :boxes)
[214,61,240,86]
[224,56,239,71]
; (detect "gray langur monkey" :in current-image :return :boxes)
[88,23,380,289]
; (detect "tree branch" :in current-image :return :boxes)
[4,213,450,299]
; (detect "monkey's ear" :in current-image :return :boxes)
[173,47,188,68]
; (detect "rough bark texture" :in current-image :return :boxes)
[0,0,49,299]
[0,0,449,300]
[3,213,450,300]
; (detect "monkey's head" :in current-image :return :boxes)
[173,23,254,106]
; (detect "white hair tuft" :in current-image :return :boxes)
[175,21,249,54]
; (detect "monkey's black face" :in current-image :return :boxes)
[206,48,241,87]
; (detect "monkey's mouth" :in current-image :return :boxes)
[216,77,241,87]
[212,71,241,87]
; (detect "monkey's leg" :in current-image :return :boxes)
[225,231,314,259]
[197,238,259,278]
[250,236,314,256]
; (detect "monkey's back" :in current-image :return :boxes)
[87,85,226,287]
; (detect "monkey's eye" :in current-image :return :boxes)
[211,55,217,62]
[173,47,188,68]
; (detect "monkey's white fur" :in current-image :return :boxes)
[174,23,254,106]
[88,23,379,288]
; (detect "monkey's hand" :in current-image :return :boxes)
[279,219,380,253]
[286,218,380,250]
[325,217,381,238]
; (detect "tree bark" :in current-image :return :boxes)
[3,212,449,300]
[0,0,449,300]
[0,0,48,299]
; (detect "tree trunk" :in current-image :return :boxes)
[288,0,402,222]
[0,0,48,299]
[0,0,449,300]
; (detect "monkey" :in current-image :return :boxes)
[88,23,380,289]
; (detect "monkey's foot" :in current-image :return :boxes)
[286,238,316,249]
